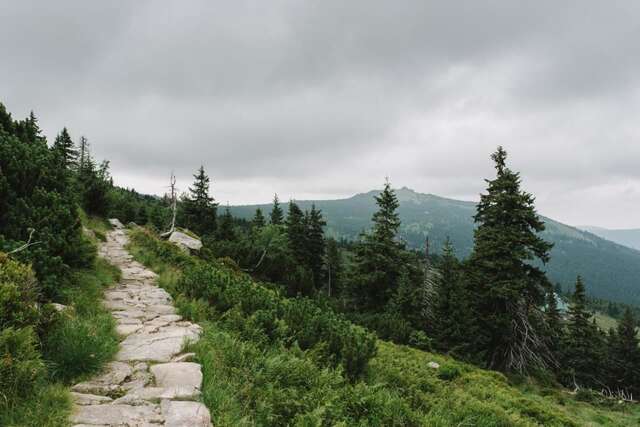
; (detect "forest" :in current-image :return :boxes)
[2,102,640,425]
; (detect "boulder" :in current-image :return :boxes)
[168,231,202,252]
[108,218,125,229]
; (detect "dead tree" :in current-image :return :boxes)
[8,228,40,254]
[160,172,177,238]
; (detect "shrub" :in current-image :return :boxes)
[177,261,377,379]
[0,253,40,330]
[0,327,46,403]
[437,364,461,381]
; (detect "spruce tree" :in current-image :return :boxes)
[286,201,307,264]
[544,286,564,369]
[468,147,554,373]
[305,204,326,288]
[181,166,218,236]
[52,127,78,169]
[270,194,284,225]
[608,308,640,395]
[432,240,478,358]
[252,208,266,228]
[561,276,605,388]
[350,180,404,310]
[217,206,235,241]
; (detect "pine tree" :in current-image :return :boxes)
[181,166,217,236]
[252,208,266,229]
[217,206,235,241]
[468,147,554,373]
[270,194,284,225]
[52,127,78,170]
[608,308,640,395]
[544,286,564,369]
[305,204,326,288]
[561,276,605,388]
[432,240,478,358]
[350,179,404,310]
[286,201,307,264]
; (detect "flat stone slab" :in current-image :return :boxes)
[116,325,201,362]
[151,362,202,390]
[71,403,162,425]
[71,392,113,406]
[161,400,211,427]
[113,386,201,404]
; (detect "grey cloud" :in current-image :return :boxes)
[2,1,640,227]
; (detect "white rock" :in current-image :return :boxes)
[168,231,202,252]
[427,361,440,369]
[151,362,202,390]
[108,218,125,229]
[161,400,211,427]
[113,386,201,404]
[51,303,68,312]
[71,403,162,425]
[116,325,201,362]
[70,392,113,405]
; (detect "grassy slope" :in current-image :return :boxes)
[0,216,120,427]
[127,228,640,427]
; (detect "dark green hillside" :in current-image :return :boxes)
[230,188,640,305]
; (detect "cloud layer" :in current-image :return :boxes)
[2,1,640,227]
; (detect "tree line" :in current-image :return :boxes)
[163,146,639,398]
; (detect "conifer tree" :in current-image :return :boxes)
[468,147,554,373]
[350,179,404,309]
[77,136,90,173]
[252,208,266,229]
[217,206,236,241]
[432,240,477,357]
[286,201,307,264]
[305,204,326,288]
[52,127,78,169]
[181,166,217,236]
[325,238,341,296]
[608,308,640,395]
[270,194,284,225]
[544,286,564,369]
[561,276,605,388]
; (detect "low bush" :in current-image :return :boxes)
[177,261,377,379]
[0,327,46,403]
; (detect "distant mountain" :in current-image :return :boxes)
[230,188,640,306]
[579,226,640,251]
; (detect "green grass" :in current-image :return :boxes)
[127,228,640,427]
[1,227,120,426]
[43,258,121,383]
[0,384,72,427]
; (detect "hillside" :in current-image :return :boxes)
[230,188,640,305]
[126,227,640,426]
[580,226,640,251]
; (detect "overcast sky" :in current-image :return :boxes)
[2,1,640,228]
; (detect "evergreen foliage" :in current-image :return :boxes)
[349,180,405,310]
[182,166,217,236]
[561,276,605,388]
[251,208,266,229]
[467,147,554,373]
[269,193,284,225]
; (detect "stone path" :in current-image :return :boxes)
[70,221,211,427]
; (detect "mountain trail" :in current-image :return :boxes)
[69,221,211,427]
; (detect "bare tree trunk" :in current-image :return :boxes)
[161,172,177,238]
